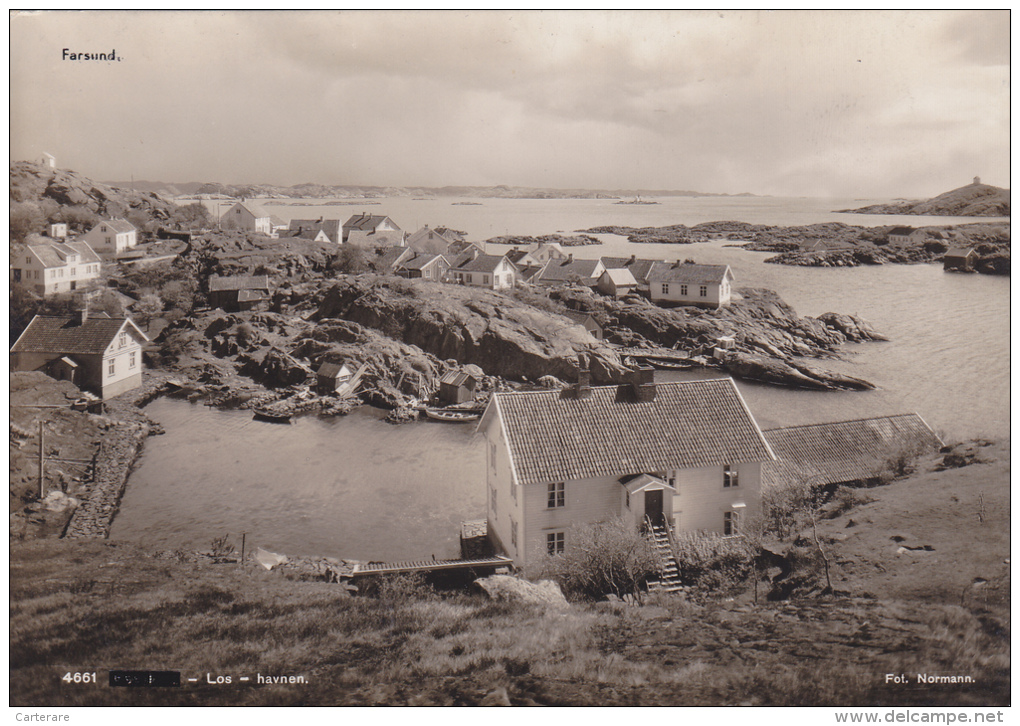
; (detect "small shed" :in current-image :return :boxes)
[316,362,353,394]
[562,310,604,340]
[943,247,977,272]
[438,370,480,405]
[597,267,638,299]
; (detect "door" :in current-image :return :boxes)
[644,489,664,527]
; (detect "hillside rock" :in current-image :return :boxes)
[838,182,1010,217]
[474,575,570,608]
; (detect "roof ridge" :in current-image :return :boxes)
[494,378,731,397]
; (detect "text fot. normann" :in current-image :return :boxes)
[62,49,121,61]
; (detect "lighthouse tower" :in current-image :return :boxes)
[973,176,981,185]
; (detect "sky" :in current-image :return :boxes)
[9,10,1011,198]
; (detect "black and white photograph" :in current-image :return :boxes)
[8,9,1010,715]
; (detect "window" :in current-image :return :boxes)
[511,518,517,549]
[483,275,489,285]
[26,257,30,264]
[661,283,669,295]
[108,360,115,377]
[70,268,76,276]
[700,285,708,297]
[547,482,565,508]
[680,284,688,296]
[119,333,127,348]
[129,351,136,369]
[547,531,565,556]
[724,511,740,537]
[625,490,630,509]
[723,465,738,488]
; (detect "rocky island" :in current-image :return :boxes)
[836,180,1010,218]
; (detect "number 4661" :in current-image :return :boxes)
[62,672,97,684]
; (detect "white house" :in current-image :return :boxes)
[10,311,149,399]
[647,261,734,309]
[342,213,402,243]
[449,253,516,290]
[82,219,138,254]
[477,360,775,569]
[528,242,569,264]
[220,202,272,234]
[406,225,455,255]
[534,256,606,287]
[13,241,102,296]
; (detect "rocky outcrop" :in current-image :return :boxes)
[837,183,1010,217]
[474,575,570,608]
[315,277,629,385]
[720,352,874,391]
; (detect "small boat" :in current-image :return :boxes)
[645,358,692,370]
[425,408,480,423]
[253,409,292,423]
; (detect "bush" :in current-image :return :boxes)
[331,246,368,274]
[541,517,660,600]
[761,479,817,539]
[670,530,751,592]
[10,202,45,243]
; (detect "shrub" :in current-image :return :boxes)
[331,246,368,274]
[761,479,817,539]
[541,517,660,600]
[670,530,751,592]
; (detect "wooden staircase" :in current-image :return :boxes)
[646,518,684,593]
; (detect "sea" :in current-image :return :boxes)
[108,196,1010,560]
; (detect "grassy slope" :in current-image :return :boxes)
[10,444,1009,707]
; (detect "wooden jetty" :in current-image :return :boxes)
[350,555,513,578]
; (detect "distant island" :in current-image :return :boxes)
[837,179,1010,217]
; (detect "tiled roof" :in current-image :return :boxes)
[456,253,507,274]
[291,219,342,242]
[399,253,446,271]
[208,275,271,292]
[515,264,544,282]
[762,414,943,489]
[537,258,603,282]
[347,230,404,247]
[647,262,732,285]
[343,214,398,231]
[371,247,413,270]
[11,314,147,355]
[485,379,774,486]
[29,241,101,268]
[95,218,136,233]
[505,249,532,264]
[599,257,663,284]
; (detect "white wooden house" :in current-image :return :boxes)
[82,219,138,254]
[13,241,102,296]
[477,359,775,569]
[220,202,272,234]
[647,261,734,309]
[10,311,149,399]
[449,253,516,290]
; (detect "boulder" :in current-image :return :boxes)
[474,575,570,609]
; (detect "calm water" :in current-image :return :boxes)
[116,197,1009,559]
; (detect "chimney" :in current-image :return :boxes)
[566,253,574,264]
[672,260,680,269]
[627,254,636,265]
[630,366,656,402]
[575,353,591,398]
[76,307,89,326]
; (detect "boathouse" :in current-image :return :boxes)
[477,357,775,568]
[439,370,480,405]
[943,247,977,272]
[207,275,272,312]
[886,227,915,245]
[10,311,149,399]
[647,261,734,309]
[761,414,943,491]
[596,267,638,298]
[315,361,353,394]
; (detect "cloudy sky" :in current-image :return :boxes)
[10,10,1010,197]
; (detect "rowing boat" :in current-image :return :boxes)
[425,409,481,423]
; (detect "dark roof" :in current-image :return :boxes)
[505,249,532,264]
[208,275,271,292]
[515,264,544,282]
[317,361,350,378]
[600,256,658,283]
[762,414,943,489]
[291,219,342,242]
[371,246,414,270]
[11,314,147,355]
[887,226,915,236]
[232,202,272,219]
[399,253,447,271]
[944,246,976,258]
[343,214,399,231]
[647,262,732,285]
[440,370,479,387]
[483,379,774,486]
[456,253,508,274]
[561,310,599,327]
[537,258,602,283]
[28,241,101,267]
